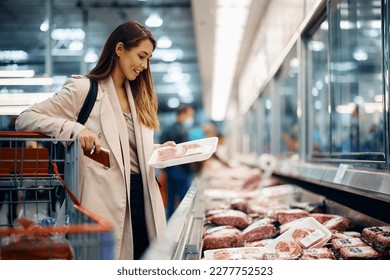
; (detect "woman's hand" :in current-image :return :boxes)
[78,128,101,153]
[154,141,176,150]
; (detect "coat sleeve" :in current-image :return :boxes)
[15,78,89,140]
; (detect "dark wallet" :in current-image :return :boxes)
[83,147,110,168]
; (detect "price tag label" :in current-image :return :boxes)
[333,163,349,184]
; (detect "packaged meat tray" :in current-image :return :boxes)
[339,246,380,260]
[203,247,266,260]
[242,218,277,242]
[331,238,368,250]
[207,209,250,229]
[262,252,296,260]
[361,226,390,256]
[148,137,218,168]
[202,225,244,250]
[300,248,334,260]
[264,217,332,257]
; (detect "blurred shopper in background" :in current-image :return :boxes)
[159,105,195,218]
[15,20,175,260]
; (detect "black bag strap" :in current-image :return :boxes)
[76,77,98,125]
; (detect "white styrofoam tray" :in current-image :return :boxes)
[264,217,332,256]
[148,137,218,168]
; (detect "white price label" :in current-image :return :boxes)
[333,163,349,184]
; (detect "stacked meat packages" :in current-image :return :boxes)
[199,161,389,260]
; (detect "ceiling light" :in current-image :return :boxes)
[0,77,54,86]
[353,49,368,61]
[364,102,382,113]
[0,70,35,78]
[145,13,163,28]
[157,36,172,48]
[0,50,28,62]
[265,99,272,110]
[0,92,55,105]
[84,49,98,63]
[320,21,329,30]
[40,19,49,32]
[340,20,355,30]
[335,103,356,114]
[309,41,325,52]
[374,94,383,103]
[69,41,84,51]
[167,97,180,108]
[0,92,55,115]
[153,49,183,62]
[314,100,322,110]
[211,0,252,121]
[51,28,85,41]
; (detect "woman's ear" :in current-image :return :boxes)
[115,42,124,57]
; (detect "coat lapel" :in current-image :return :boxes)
[125,82,157,238]
[100,77,130,182]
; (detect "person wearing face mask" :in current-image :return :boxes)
[15,20,175,260]
[159,105,195,218]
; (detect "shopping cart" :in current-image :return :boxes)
[0,132,115,260]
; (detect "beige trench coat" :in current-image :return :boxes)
[15,76,166,259]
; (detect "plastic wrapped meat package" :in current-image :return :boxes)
[148,137,218,168]
[264,217,332,259]
[203,247,267,260]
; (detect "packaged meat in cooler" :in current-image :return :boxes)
[331,238,368,250]
[275,240,302,256]
[375,232,390,248]
[275,209,310,224]
[242,218,277,242]
[202,225,244,250]
[207,209,250,229]
[300,247,334,260]
[148,137,218,168]
[292,228,323,248]
[261,252,296,260]
[205,208,229,218]
[339,246,380,260]
[230,197,248,212]
[156,144,202,161]
[361,226,390,245]
[330,230,361,240]
[245,238,273,247]
[289,201,322,213]
[246,203,271,217]
[265,217,332,256]
[310,213,339,224]
[203,247,266,260]
[257,184,297,198]
[361,226,390,256]
[279,217,306,234]
[322,216,351,231]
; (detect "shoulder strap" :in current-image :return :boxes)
[77,77,98,125]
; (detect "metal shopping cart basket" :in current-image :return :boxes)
[0,132,115,260]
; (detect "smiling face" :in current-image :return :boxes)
[115,38,154,81]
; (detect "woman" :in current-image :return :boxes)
[15,20,174,260]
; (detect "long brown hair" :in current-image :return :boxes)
[87,20,159,129]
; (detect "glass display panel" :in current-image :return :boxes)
[248,108,259,155]
[307,19,331,156]
[260,89,272,154]
[329,0,384,159]
[275,47,299,157]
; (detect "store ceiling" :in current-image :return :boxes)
[0,0,202,113]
